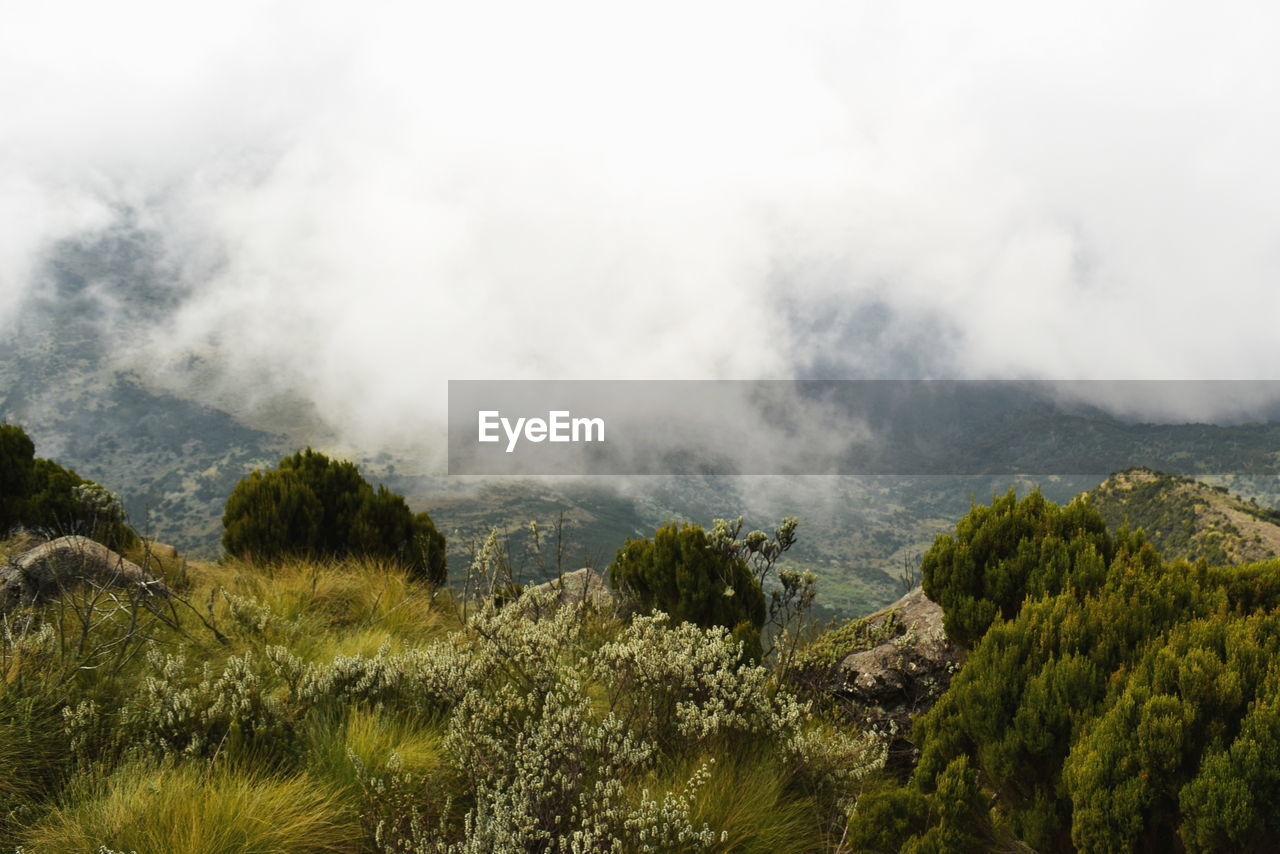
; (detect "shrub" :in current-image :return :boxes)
[850,497,1280,853]
[222,449,446,586]
[5,539,886,853]
[0,423,135,551]
[1066,613,1280,853]
[921,489,1114,646]
[0,423,35,531]
[609,521,767,658]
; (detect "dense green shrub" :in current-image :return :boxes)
[222,448,446,585]
[0,423,135,551]
[608,520,767,659]
[851,482,1280,852]
[220,469,324,561]
[921,489,1118,646]
[0,424,36,530]
[1066,612,1280,852]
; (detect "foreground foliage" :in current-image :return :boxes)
[853,489,1280,853]
[0,553,884,853]
[608,516,808,665]
[10,473,1280,852]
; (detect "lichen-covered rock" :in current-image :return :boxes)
[0,535,172,612]
[832,588,962,762]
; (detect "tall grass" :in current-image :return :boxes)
[21,762,360,854]
[300,705,453,794]
[643,753,825,854]
[207,556,459,656]
[0,699,66,841]
[299,705,467,849]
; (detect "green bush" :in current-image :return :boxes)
[222,448,446,586]
[921,488,1116,646]
[850,485,1280,853]
[0,423,135,551]
[1066,612,1280,852]
[609,520,766,659]
[0,423,36,530]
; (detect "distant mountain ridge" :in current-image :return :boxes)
[1089,467,1280,565]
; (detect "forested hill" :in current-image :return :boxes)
[1088,467,1280,565]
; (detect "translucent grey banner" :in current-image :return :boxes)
[447,380,1280,476]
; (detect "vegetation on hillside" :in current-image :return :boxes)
[222,448,446,586]
[0,548,886,853]
[1090,467,1280,565]
[920,489,1119,646]
[10,430,1280,852]
[2,434,887,852]
[608,517,809,664]
[849,490,1280,853]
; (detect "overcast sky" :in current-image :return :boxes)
[3,1,1280,451]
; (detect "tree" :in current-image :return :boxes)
[221,469,324,562]
[221,448,447,586]
[409,511,448,588]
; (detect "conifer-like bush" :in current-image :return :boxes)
[921,488,1115,646]
[847,486,1280,854]
[0,423,135,551]
[0,423,36,532]
[222,448,446,585]
[609,521,767,659]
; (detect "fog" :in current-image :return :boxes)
[5,1,1280,465]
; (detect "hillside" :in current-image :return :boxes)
[1089,467,1280,564]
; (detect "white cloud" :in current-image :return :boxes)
[5,0,1280,458]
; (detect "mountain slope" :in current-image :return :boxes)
[1089,467,1280,564]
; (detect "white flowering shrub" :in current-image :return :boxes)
[268,631,491,717]
[121,648,289,760]
[70,484,126,527]
[5,558,889,852]
[594,613,806,747]
[0,622,59,696]
[393,591,886,852]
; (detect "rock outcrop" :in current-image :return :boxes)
[0,535,172,613]
[832,587,962,758]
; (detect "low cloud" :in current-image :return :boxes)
[5,1,1280,466]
